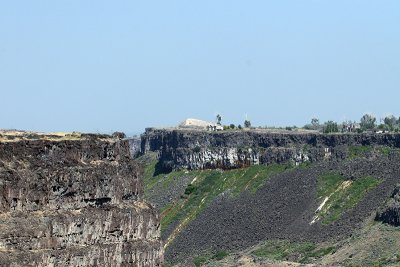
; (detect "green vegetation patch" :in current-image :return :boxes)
[379,146,392,157]
[348,146,373,159]
[193,250,229,267]
[316,173,381,224]
[252,240,335,263]
[142,159,159,190]
[348,145,400,159]
[194,255,209,267]
[377,146,400,157]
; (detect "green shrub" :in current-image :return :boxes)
[213,250,229,260]
[194,255,209,267]
[184,184,197,195]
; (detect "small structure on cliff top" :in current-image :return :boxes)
[178,118,223,131]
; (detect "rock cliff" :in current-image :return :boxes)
[0,134,163,266]
[141,128,400,172]
[128,136,142,158]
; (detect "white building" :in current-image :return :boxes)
[178,118,223,131]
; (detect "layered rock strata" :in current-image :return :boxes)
[141,128,400,172]
[0,135,163,266]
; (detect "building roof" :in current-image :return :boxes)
[178,118,216,128]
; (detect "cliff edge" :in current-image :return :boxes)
[141,128,400,172]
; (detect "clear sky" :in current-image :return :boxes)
[1,1,399,135]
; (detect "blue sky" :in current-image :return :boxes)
[1,1,399,134]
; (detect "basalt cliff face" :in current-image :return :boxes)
[141,128,400,172]
[0,135,163,267]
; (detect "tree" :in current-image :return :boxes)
[323,121,339,133]
[238,124,243,129]
[229,124,235,129]
[384,115,396,129]
[244,120,251,128]
[360,113,376,130]
[216,114,222,125]
[311,118,320,128]
[303,117,320,131]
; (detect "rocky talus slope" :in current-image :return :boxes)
[0,134,163,267]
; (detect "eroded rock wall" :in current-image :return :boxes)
[141,128,400,171]
[0,137,163,267]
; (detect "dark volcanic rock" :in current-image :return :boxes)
[112,131,127,139]
[375,184,400,226]
[128,135,142,158]
[0,136,163,267]
[141,128,400,172]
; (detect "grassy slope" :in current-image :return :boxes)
[315,173,381,224]
[252,240,336,263]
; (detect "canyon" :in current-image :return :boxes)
[2,128,400,266]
